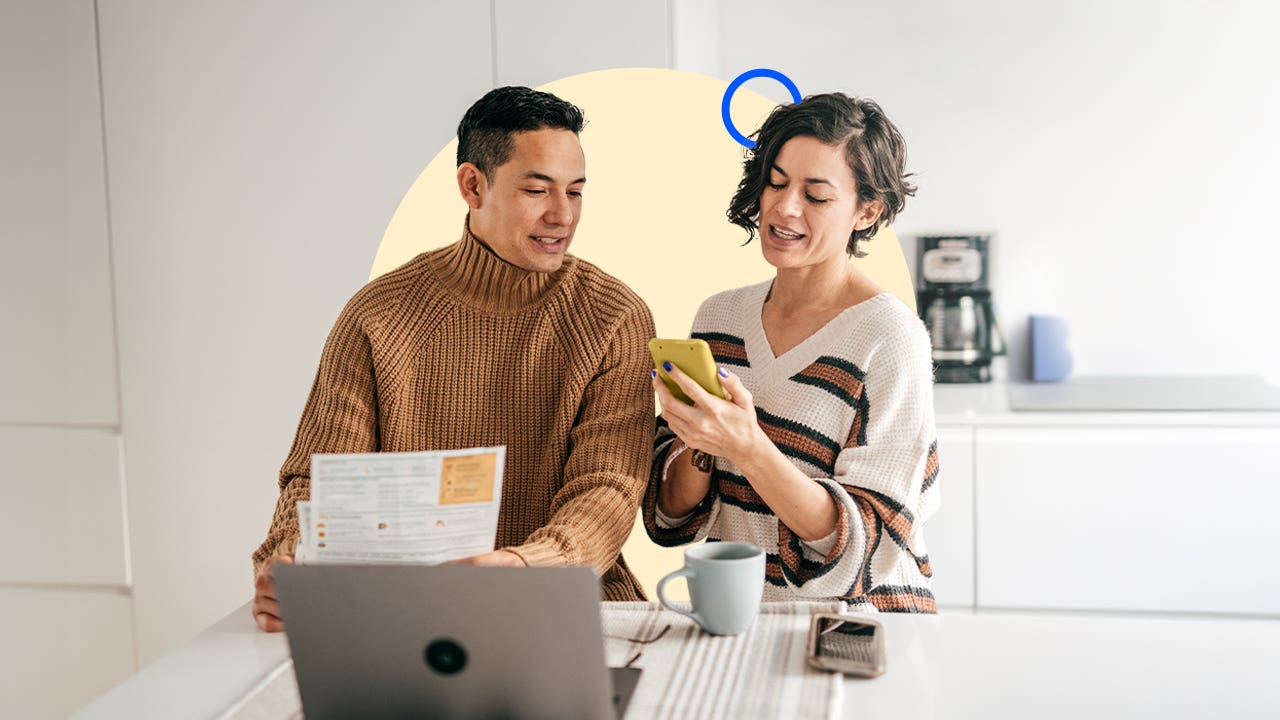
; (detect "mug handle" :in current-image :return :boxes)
[656,567,701,627]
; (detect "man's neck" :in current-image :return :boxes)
[426,219,566,312]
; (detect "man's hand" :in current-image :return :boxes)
[252,554,293,633]
[445,549,527,567]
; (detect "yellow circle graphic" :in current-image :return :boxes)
[371,68,915,598]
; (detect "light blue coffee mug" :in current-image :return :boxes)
[656,542,765,635]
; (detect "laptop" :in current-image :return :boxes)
[275,563,640,719]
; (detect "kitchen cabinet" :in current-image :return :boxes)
[0,427,129,587]
[0,0,118,426]
[928,383,1280,617]
[0,586,135,719]
[927,426,975,609]
[974,425,1280,615]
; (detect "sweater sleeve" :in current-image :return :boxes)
[504,301,657,573]
[641,417,721,545]
[775,320,940,603]
[250,294,381,577]
[641,299,722,545]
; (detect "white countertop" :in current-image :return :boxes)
[78,602,1280,719]
[933,381,1280,427]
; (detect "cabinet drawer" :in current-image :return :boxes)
[975,426,1280,614]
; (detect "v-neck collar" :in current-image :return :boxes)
[741,280,893,387]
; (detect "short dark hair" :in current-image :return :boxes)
[727,93,916,257]
[456,86,586,178]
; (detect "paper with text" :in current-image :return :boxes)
[299,447,505,565]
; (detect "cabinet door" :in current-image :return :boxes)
[928,426,975,608]
[0,427,129,586]
[0,586,135,719]
[0,0,118,425]
[976,426,1280,614]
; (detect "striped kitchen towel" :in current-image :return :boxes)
[601,601,844,720]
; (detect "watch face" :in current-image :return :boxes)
[921,247,982,283]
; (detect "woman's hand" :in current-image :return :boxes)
[652,363,764,464]
[654,362,840,541]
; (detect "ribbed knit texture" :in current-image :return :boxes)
[253,222,657,600]
[643,282,941,612]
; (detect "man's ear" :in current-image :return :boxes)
[852,199,885,232]
[457,162,487,210]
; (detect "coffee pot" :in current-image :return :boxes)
[916,235,1005,383]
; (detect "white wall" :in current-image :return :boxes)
[4,1,1279,716]
[714,0,1280,383]
[493,0,670,87]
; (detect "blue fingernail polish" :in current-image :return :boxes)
[718,366,729,378]
[662,361,673,372]
[651,369,657,379]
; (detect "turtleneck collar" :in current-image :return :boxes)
[428,218,574,313]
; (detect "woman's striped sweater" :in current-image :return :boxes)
[643,281,941,613]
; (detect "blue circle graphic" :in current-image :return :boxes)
[720,69,802,149]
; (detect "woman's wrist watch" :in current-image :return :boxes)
[690,449,714,472]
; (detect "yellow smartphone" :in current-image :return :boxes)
[648,338,727,405]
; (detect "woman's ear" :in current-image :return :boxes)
[457,162,487,210]
[852,199,885,232]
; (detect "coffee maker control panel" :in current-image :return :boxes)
[921,247,983,284]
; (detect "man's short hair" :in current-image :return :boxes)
[456,86,586,178]
[727,93,916,258]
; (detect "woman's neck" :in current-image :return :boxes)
[767,260,862,314]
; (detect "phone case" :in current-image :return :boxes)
[648,338,728,405]
[805,613,886,677]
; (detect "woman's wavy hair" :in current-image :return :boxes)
[727,93,916,258]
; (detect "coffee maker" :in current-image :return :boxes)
[916,235,1005,383]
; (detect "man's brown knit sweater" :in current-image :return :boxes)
[253,223,656,600]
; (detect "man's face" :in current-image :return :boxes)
[470,128,586,273]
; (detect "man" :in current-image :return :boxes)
[251,86,656,631]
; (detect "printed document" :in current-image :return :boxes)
[295,447,505,565]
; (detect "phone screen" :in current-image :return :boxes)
[814,617,879,665]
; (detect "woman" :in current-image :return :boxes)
[643,93,939,613]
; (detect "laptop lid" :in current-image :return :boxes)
[275,564,617,720]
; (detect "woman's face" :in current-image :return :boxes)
[757,135,880,271]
